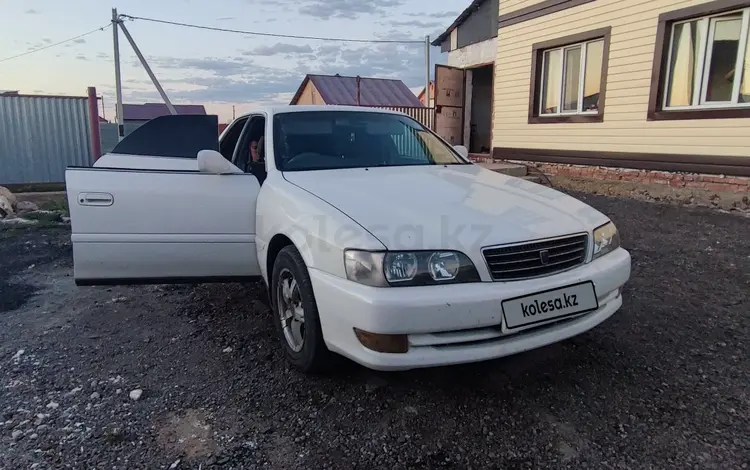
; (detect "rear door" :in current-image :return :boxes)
[66,115,262,285]
[433,64,466,146]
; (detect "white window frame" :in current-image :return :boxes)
[662,7,750,110]
[539,38,604,116]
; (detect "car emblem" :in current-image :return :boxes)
[539,249,550,265]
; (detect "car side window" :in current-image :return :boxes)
[219,117,248,161]
[233,116,267,184]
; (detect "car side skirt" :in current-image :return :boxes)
[75,276,263,286]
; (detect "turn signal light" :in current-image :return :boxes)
[354,328,408,354]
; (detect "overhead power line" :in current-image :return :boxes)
[119,14,424,44]
[0,24,111,63]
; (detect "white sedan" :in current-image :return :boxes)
[66,105,631,372]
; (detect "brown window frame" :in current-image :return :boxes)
[528,27,611,124]
[647,0,750,121]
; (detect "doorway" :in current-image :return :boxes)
[469,64,493,154]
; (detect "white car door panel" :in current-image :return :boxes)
[66,167,261,285]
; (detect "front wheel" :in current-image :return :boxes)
[271,245,334,373]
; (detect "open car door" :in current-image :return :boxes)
[66,115,262,285]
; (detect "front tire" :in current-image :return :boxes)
[271,245,333,373]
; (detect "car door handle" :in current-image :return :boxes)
[78,192,114,206]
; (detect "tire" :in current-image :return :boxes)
[271,245,334,373]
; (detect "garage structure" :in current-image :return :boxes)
[432,0,499,158]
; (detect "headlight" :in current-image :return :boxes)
[344,250,388,287]
[344,250,480,287]
[592,222,621,260]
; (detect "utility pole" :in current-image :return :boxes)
[118,20,176,115]
[232,105,236,120]
[425,35,431,112]
[112,8,125,140]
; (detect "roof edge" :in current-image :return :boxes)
[289,75,311,105]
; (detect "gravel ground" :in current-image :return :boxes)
[0,193,748,470]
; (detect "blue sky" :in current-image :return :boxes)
[1,0,463,121]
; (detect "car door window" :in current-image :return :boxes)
[234,116,267,184]
[220,117,248,161]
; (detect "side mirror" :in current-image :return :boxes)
[197,149,243,174]
[453,145,469,159]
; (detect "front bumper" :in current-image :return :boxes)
[310,247,631,371]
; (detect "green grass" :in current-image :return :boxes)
[23,211,63,223]
[4,183,66,193]
[37,198,69,215]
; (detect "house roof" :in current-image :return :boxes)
[290,74,424,107]
[122,103,207,121]
[431,0,488,46]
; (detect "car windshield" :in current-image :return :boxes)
[272,111,468,171]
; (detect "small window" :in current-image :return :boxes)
[663,8,750,110]
[540,39,603,116]
[529,28,611,124]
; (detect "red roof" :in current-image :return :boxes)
[122,103,207,121]
[290,74,424,107]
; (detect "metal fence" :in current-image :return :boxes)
[0,95,93,185]
[374,106,434,130]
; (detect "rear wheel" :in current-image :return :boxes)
[271,245,333,373]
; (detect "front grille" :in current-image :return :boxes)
[483,234,588,281]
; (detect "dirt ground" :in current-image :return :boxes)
[0,192,748,470]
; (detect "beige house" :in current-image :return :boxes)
[417,81,436,107]
[434,0,750,177]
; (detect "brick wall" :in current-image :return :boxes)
[509,161,750,194]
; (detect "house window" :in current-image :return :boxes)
[648,0,750,120]
[663,8,750,109]
[540,39,604,115]
[529,28,611,124]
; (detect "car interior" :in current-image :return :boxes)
[220,115,267,184]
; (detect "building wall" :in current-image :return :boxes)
[492,0,750,160]
[418,84,436,107]
[294,81,323,105]
[457,0,500,48]
[447,37,497,68]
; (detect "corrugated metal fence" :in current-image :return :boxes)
[374,106,434,130]
[0,95,93,185]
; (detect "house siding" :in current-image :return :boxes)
[493,0,750,159]
[295,81,322,105]
[499,0,549,14]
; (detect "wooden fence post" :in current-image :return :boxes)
[87,87,103,162]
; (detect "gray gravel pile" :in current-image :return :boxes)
[0,192,748,469]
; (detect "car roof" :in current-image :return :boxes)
[236,105,407,120]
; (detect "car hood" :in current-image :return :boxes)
[283,165,610,252]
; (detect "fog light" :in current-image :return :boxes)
[354,328,408,353]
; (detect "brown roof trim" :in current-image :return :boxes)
[498,0,595,29]
[431,0,488,46]
[528,27,611,124]
[492,147,750,177]
[647,0,750,121]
